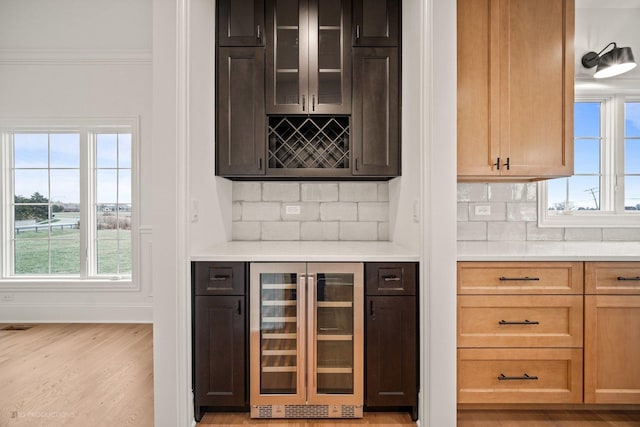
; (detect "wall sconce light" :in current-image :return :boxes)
[582,42,637,78]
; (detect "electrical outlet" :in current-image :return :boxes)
[474,205,491,216]
[1,294,14,302]
[285,205,301,215]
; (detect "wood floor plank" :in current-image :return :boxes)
[0,323,153,427]
[457,409,640,427]
[198,412,416,426]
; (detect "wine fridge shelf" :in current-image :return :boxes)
[268,116,350,170]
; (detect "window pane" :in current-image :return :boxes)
[14,133,48,168]
[50,169,79,204]
[14,238,49,274]
[50,236,80,274]
[118,134,132,168]
[14,169,49,201]
[97,237,118,275]
[568,176,600,211]
[547,178,568,211]
[626,176,640,210]
[97,169,118,203]
[96,134,118,167]
[574,102,601,137]
[574,139,600,174]
[118,237,132,274]
[625,102,640,137]
[625,139,640,174]
[50,133,80,168]
[119,170,132,204]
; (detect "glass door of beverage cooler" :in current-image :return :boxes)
[250,263,307,408]
[307,263,363,408]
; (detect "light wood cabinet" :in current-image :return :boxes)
[457,261,583,404]
[584,262,640,404]
[457,0,574,181]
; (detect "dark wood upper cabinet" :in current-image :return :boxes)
[218,0,265,46]
[352,47,399,176]
[266,0,351,115]
[216,47,266,176]
[353,0,399,46]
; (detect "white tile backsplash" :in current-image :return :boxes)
[457,182,639,243]
[233,181,389,241]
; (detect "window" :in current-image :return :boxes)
[1,119,137,280]
[538,96,640,227]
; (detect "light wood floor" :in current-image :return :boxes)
[457,409,640,426]
[198,412,416,426]
[0,323,153,427]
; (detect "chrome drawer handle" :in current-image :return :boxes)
[498,373,538,381]
[209,275,230,281]
[499,276,540,281]
[383,276,401,282]
[498,319,540,325]
[617,276,640,281]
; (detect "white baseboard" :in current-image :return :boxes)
[0,304,153,323]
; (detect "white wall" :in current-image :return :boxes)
[0,0,154,322]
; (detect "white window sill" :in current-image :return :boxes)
[0,278,137,292]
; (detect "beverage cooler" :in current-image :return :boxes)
[250,262,363,418]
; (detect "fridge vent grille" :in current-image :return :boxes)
[257,406,272,418]
[285,404,329,418]
[341,405,356,417]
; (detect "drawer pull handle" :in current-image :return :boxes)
[498,319,539,325]
[209,275,230,281]
[617,276,640,281]
[499,276,540,281]
[383,276,401,282]
[498,373,538,381]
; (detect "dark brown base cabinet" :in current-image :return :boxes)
[364,262,419,421]
[193,262,248,422]
[193,261,419,421]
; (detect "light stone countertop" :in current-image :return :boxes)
[191,241,420,262]
[458,241,640,261]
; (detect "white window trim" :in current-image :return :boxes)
[538,95,640,228]
[0,117,141,290]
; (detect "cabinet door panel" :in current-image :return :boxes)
[266,0,309,114]
[500,0,574,177]
[217,47,266,175]
[353,0,399,46]
[218,0,265,46]
[585,295,640,403]
[585,262,640,295]
[195,296,246,407]
[352,47,399,176]
[365,296,416,407]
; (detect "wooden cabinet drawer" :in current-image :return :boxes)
[585,262,640,295]
[365,262,416,296]
[458,348,583,404]
[458,295,583,348]
[457,262,583,295]
[194,262,245,296]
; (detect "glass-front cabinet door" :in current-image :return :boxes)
[307,263,363,406]
[266,0,351,114]
[251,263,307,408]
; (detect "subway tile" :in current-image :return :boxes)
[301,183,339,202]
[457,183,488,202]
[377,183,390,202]
[487,222,526,241]
[320,202,358,221]
[232,182,261,201]
[468,202,506,221]
[526,183,538,201]
[526,222,564,241]
[262,222,300,240]
[457,203,469,221]
[358,202,389,221]
[281,202,320,221]
[339,222,378,241]
[300,222,339,240]
[602,228,640,241]
[564,228,603,241]
[488,183,520,202]
[263,182,300,202]
[339,183,378,202]
[507,202,537,221]
[241,202,281,221]
[232,202,242,221]
[458,221,487,241]
[232,222,261,240]
[378,222,389,241]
